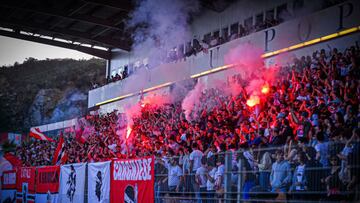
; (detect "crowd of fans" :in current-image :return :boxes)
[15,43,360,202]
[16,139,56,167]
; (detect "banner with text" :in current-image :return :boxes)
[35,166,60,203]
[16,167,36,203]
[1,170,17,203]
[111,156,154,203]
[59,163,86,203]
[88,161,111,203]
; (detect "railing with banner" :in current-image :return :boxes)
[17,167,36,202]
[1,170,17,202]
[0,156,155,203]
[1,147,359,203]
[35,166,60,203]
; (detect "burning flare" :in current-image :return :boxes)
[126,125,132,139]
[246,95,260,107]
[261,84,270,94]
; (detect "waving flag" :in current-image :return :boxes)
[3,153,22,168]
[29,128,54,142]
[75,127,87,144]
[52,135,67,165]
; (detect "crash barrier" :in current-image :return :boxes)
[1,156,154,203]
[154,146,360,203]
[2,145,360,203]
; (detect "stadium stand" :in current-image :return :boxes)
[13,43,360,202]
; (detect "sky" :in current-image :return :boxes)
[0,36,95,67]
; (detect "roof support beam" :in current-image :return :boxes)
[82,0,132,12]
[0,1,125,31]
[49,2,89,30]
[0,29,112,59]
[0,19,131,50]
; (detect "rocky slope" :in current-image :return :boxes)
[0,57,106,132]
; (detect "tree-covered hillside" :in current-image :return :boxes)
[0,57,106,133]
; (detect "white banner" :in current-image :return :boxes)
[87,161,111,203]
[59,163,86,203]
[35,192,58,203]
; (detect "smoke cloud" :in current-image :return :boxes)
[120,1,290,132]
[141,92,172,107]
[128,0,199,66]
[224,43,265,80]
[181,81,205,121]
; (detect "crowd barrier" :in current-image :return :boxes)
[153,147,360,203]
[1,147,359,203]
[0,157,154,203]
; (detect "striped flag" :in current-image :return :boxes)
[52,134,67,165]
[3,152,22,167]
[29,128,54,142]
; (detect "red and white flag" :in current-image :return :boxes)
[29,128,54,142]
[75,127,87,144]
[52,134,67,165]
[4,152,22,168]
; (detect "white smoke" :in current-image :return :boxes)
[128,0,199,67]
[181,81,204,121]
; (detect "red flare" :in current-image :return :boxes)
[261,84,270,94]
[246,95,260,107]
[126,125,132,139]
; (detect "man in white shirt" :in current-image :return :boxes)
[206,156,217,203]
[190,143,204,172]
[164,157,183,201]
[190,143,204,202]
[196,157,208,203]
[215,156,225,198]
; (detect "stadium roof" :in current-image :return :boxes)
[0,0,134,59]
[0,0,234,60]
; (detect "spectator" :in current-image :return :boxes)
[289,151,308,200]
[155,156,168,203]
[190,142,204,197]
[346,128,360,201]
[195,157,208,203]
[324,155,344,201]
[214,155,225,200]
[315,132,329,167]
[270,150,292,193]
[205,156,217,203]
[238,152,256,200]
[165,157,183,203]
[304,146,324,200]
[256,144,272,190]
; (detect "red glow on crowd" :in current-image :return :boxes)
[246,95,260,107]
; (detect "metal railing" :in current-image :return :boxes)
[154,146,360,203]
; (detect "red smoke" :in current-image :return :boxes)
[223,43,281,108]
[123,91,170,143]
[141,92,171,107]
[224,43,264,77]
